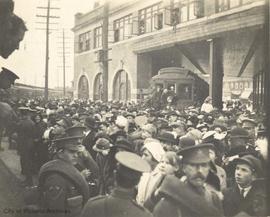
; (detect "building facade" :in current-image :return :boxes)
[72,0,266,109]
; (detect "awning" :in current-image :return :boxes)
[240,90,252,100]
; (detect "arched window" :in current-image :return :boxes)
[113,70,131,101]
[78,75,89,99]
[93,73,103,100]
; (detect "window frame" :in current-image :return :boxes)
[138,2,161,35]
[113,14,132,42]
[94,26,103,49]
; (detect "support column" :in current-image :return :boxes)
[209,38,223,110]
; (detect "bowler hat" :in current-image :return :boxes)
[84,117,98,129]
[230,127,249,138]
[179,136,195,150]
[157,132,177,144]
[115,138,133,152]
[178,143,213,164]
[66,126,86,137]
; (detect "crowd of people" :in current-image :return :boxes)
[0,1,268,216]
[0,95,267,217]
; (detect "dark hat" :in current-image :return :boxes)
[84,117,98,129]
[178,143,213,164]
[157,132,177,144]
[0,67,19,84]
[53,136,83,151]
[209,120,228,132]
[170,121,185,128]
[66,126,86,137]
[167,111,178,117]
[241,118,257,128]
[196,122,209,131]
[179,137,195,150]
[115,138,133,152]
[202,130,216,142]
[78,113,89,120]
[125,112,135,118]
[56,117,72,128]
[230,127,249,138]
[93,138,113,152]
[233,154,263,177]
[115,151,151,177]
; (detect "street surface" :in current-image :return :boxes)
[0,159,24,217]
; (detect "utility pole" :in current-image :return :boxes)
[102,0,109,102]
[62,29,66,96]
[36,0,60,102]
[57,29,72,97]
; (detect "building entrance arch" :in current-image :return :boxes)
[93,73,103,101]
[78,75,89,99]
[113,70,131,101]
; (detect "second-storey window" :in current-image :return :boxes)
[217,0,253,12]
[138,2,161,35]
[114,14,132,42]
[94,26,102,48]
[79,31,91,52]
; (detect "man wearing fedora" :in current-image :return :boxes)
[82,116,99,158]
[38,136,89,217]
[152,143,223,217]
[222,154,266,216]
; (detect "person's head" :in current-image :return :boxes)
[93,137,113,156]
[142,138,165,171]
[0,15,27,59]
[241,118,256,139]
[229,127,249,148]
[157,132,177,151]
[0,68,19,89]
[114,151,150,188]
[179,143,213,188]
[158,152,180,175]
[234,155,262,188]
[55,136,82,165]
[34,113,42,123]
[141,124,156,139]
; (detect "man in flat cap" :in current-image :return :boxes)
[223,154,266,216]
[81,151,153,217]
[38,136,89,217]
[152,143,223,217]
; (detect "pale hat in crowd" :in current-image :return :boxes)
[115,115,128,129]
[142,138,165,162]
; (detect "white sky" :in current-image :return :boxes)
[0,0,96,88]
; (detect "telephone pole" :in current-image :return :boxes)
[57,29,72,97]
[62,29,66,96]
[102,0,109,102]
[36,0,60,101]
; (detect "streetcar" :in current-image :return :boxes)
[150,67,209,108]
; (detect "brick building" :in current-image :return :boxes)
[72,0,266,109]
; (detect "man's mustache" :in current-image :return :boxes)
[193,173,206,180]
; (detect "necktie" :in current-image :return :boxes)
[240,188,245,198]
